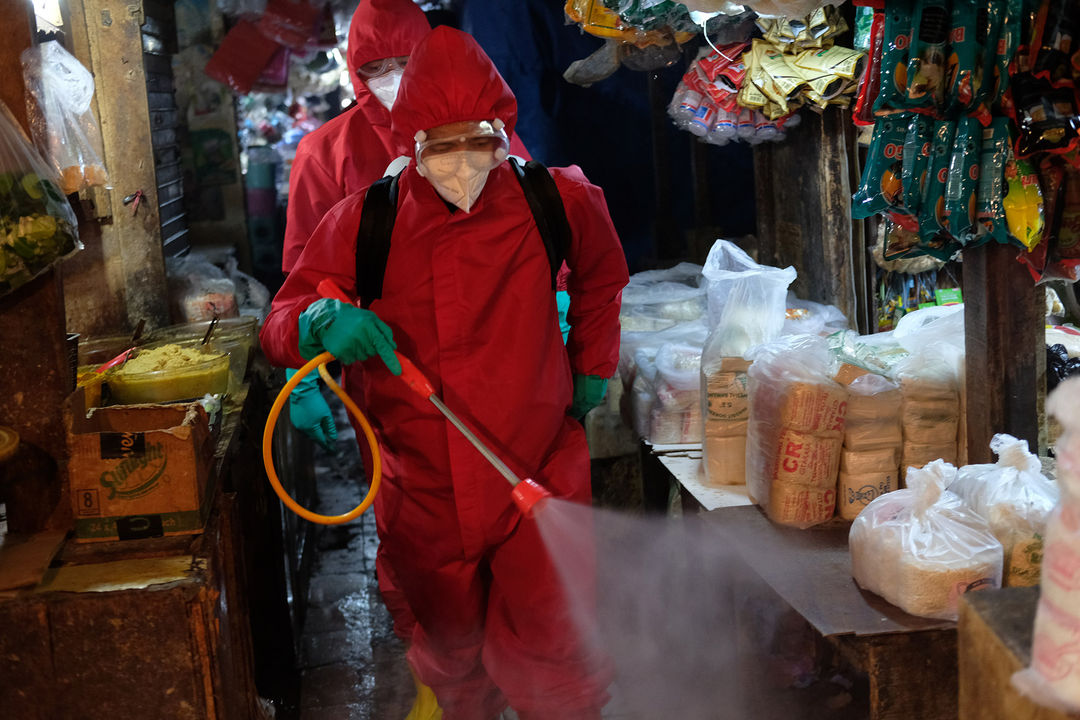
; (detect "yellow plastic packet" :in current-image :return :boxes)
[794,46,867,81]
[758,44,805,104]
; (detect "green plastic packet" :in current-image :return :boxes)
[905,0,950,110]
[944,116,983,240]
[874,2,915,112]
[973,116,1012,245]
[902,113,935,213]
[919,120,957,241]
[986,0,1021,106]
[853,113,911,219]
[945,0,984,114]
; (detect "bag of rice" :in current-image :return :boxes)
[849,459,1003,620]
[948,434,1058,587]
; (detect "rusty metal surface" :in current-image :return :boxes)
[706,504,955,638]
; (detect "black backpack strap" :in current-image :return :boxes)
[509,157,572,290]
[355,172,400,308]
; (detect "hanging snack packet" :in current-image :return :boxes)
[905,0,951,110]
[902,113,935,213]
[883,216,923,259]
[919,119,958,242]
[794,45,868,81]
[945,116,983,239]
[986,0,1021,106]
[853,113,911,219]
[854,12,886,126]
[1002,156,1045,250]
[1030,0,1077,85]
[975,117,1013,245]
[1013,74,1080,157]
[945,0,985,114]
[1055,165,1080,259]
[875,1,916,112]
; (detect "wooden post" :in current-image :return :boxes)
[63,0,169,334]
[0,0,73,534]
[962,243,1042,463]
[753,108,859,323]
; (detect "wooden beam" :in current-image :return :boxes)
[63,0,169,334]
[962,243,1042,463]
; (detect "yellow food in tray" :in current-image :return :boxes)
[108,342,229,404]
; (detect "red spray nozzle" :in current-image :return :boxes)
[511,478,552,518]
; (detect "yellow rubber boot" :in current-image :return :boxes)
[404,668,442,720]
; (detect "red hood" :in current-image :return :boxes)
[347,0,429,116]
[390,26,518,157]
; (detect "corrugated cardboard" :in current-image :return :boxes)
[65,387,215,542]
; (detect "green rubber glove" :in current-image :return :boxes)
[556,290,571,345]
[286,368,337,451]
[298,298,402,374]
[570,374,608,419]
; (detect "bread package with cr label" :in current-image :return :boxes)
[836,372,901,519]
[746,334,848,528]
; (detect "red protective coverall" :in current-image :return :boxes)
[282,0,530,273]
[281,0,428,273]
[261,27,628,720]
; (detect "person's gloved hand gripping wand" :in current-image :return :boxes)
[298,298,403,374]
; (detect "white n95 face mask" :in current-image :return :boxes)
[417,151,496,213]
[366,69,403,110]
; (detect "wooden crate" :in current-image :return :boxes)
[959,586,1079,720]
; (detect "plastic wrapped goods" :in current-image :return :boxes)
[650,342,703,444]
[746,334,847,528]
[895,344,961,479]
[1012,378,1080,713]
[621,262,707,322]
[834,366,901,521]
[850,460,1003,620]
[700,239,795,485]
[948,434,1058,587]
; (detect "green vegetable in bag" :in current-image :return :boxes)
[945,116,983,239]
[853,113,911,219]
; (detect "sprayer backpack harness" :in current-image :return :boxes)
[355,156,572,307]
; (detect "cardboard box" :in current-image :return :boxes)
[65,387,215,542]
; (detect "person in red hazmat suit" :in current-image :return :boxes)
[261,25,628,720]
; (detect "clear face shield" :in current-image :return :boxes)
[414,119,510,212]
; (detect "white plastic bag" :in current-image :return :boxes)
[745,334,846,528]
[849,460,1003,620]
[948,434,1058,587]
[699,239,795,485]
[837,373,902,520]
[621,262,707,322]
[650,342,704,444]
[20,41,108,194]
[1012,378,1080,713]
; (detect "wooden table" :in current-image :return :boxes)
[708,504,959,720]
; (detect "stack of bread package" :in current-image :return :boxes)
[948,434,1058,587]
[836,369,902,520]
[745,334,847,527]
[850,460,1003,620]
[1013,379,1080,714]
[700,240,795,486]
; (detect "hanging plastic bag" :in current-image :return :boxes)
[1012,378,1080,713]
[0,99,81,298]
[948,434,1058,587]
[850,459,1003,620]
[20,41,108,195]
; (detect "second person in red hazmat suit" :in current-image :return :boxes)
[261,25,628,720]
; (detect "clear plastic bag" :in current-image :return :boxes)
[621,262,707,322]
[0,98,81,298]
[651,341,704,444]
[699,239,795,486]
[849,459,1003,620]
[1012,379,1080,712]
[948,434,1058,587]
[837,372,902,520]
[745,334,847,528]
[20,41,108,195]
